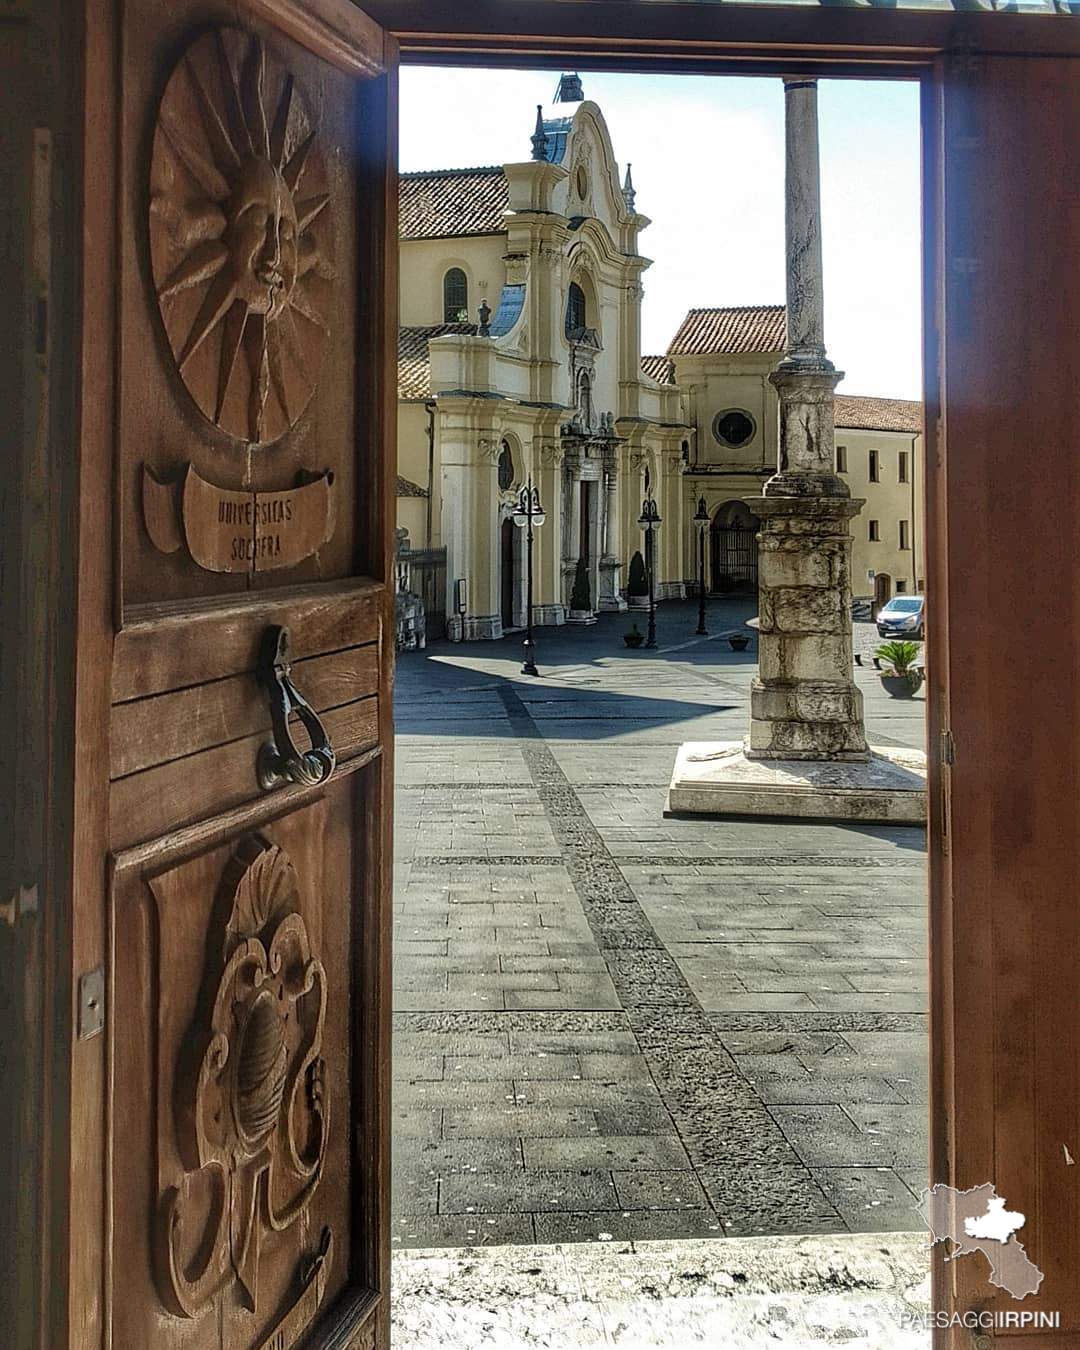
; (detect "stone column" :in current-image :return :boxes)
[748,78,868,761]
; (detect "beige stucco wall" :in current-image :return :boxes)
[672,352,780,477]
[837,427,926,601]
[399,235,507,327]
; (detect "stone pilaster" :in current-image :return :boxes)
[598,457,625,610]
[749,76,868,762]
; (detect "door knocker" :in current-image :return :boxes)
[256,626,336,790]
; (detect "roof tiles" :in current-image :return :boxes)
[833,395,923,434]
[640,354,676,385]
[667,305,787,357]
[399,167,510,240]
[399,322,477,400]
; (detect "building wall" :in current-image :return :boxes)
[399,235,507,327]
[837,427,926,601]
[673,352,779,477]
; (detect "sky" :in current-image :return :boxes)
[399,68,922,400]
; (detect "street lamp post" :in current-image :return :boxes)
[637,467,662,650]
[513,478,546,676]
[693,495,709,636]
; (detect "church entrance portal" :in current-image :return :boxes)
[711,500,760,594]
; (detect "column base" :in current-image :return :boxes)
[749,677,868,759]
[667,741,926,824]
[456,614,502,641]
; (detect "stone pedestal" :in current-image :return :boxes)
[667,742,926,824]
[748,494,867,760]
[597,557,626,611]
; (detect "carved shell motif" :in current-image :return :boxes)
[235,990,290,1145]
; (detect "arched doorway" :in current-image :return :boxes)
[873,572,892,619]
[710,500,760,593]
[500,517,517,630]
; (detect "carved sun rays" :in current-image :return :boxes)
[150,29,332,444]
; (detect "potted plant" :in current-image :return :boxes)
[567,556,596,624]
[728,631,750,651]
[626,550,649,610]
[875,640,924,698]
[624,623,644,649]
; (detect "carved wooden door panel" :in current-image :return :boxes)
[96,3,396,1347]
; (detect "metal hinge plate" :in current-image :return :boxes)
[77,966,105,1041]
[940,731,955,766]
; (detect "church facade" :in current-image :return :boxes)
[397,78,925,640]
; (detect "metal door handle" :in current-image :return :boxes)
[256,626,336,791]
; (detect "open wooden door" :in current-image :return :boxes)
[926,50,1080,1347]
[66,1,397,1347]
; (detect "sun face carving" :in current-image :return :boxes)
[149,28,333,445]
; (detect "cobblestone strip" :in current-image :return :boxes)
[495,687,844,1224]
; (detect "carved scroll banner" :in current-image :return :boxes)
[143,463,335,572]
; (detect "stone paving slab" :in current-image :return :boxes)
[393,604,929,1250]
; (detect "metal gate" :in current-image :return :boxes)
[711,506,759,593]
[396,545,448,641]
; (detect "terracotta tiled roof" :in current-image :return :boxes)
[398,323,476,400]
[666,305,786,357]
[399,167,510,240]
[396,475,429,498]
[834,395,923,434]
[640,354,676,385]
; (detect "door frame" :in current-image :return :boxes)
[365,10,1075,1348]
[11,2,1080,1348]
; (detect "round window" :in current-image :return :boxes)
[712,409,756,448]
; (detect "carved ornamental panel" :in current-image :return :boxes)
[159,836,330,1322]
[149,28,334,446]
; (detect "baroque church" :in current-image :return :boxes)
[396,74,924,641]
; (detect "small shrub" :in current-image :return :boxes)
[570,556,592,611]
[874,639,921,675]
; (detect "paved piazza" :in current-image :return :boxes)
[392,601,928,1249]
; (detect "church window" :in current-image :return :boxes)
[712,409,756,449]
[443,268,468,323]
[566,282,587,337]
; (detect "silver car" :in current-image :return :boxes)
[876,595,925,640]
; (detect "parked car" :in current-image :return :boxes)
[876,594,925,640]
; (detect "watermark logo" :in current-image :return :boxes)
[901,1182,1058,1332]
